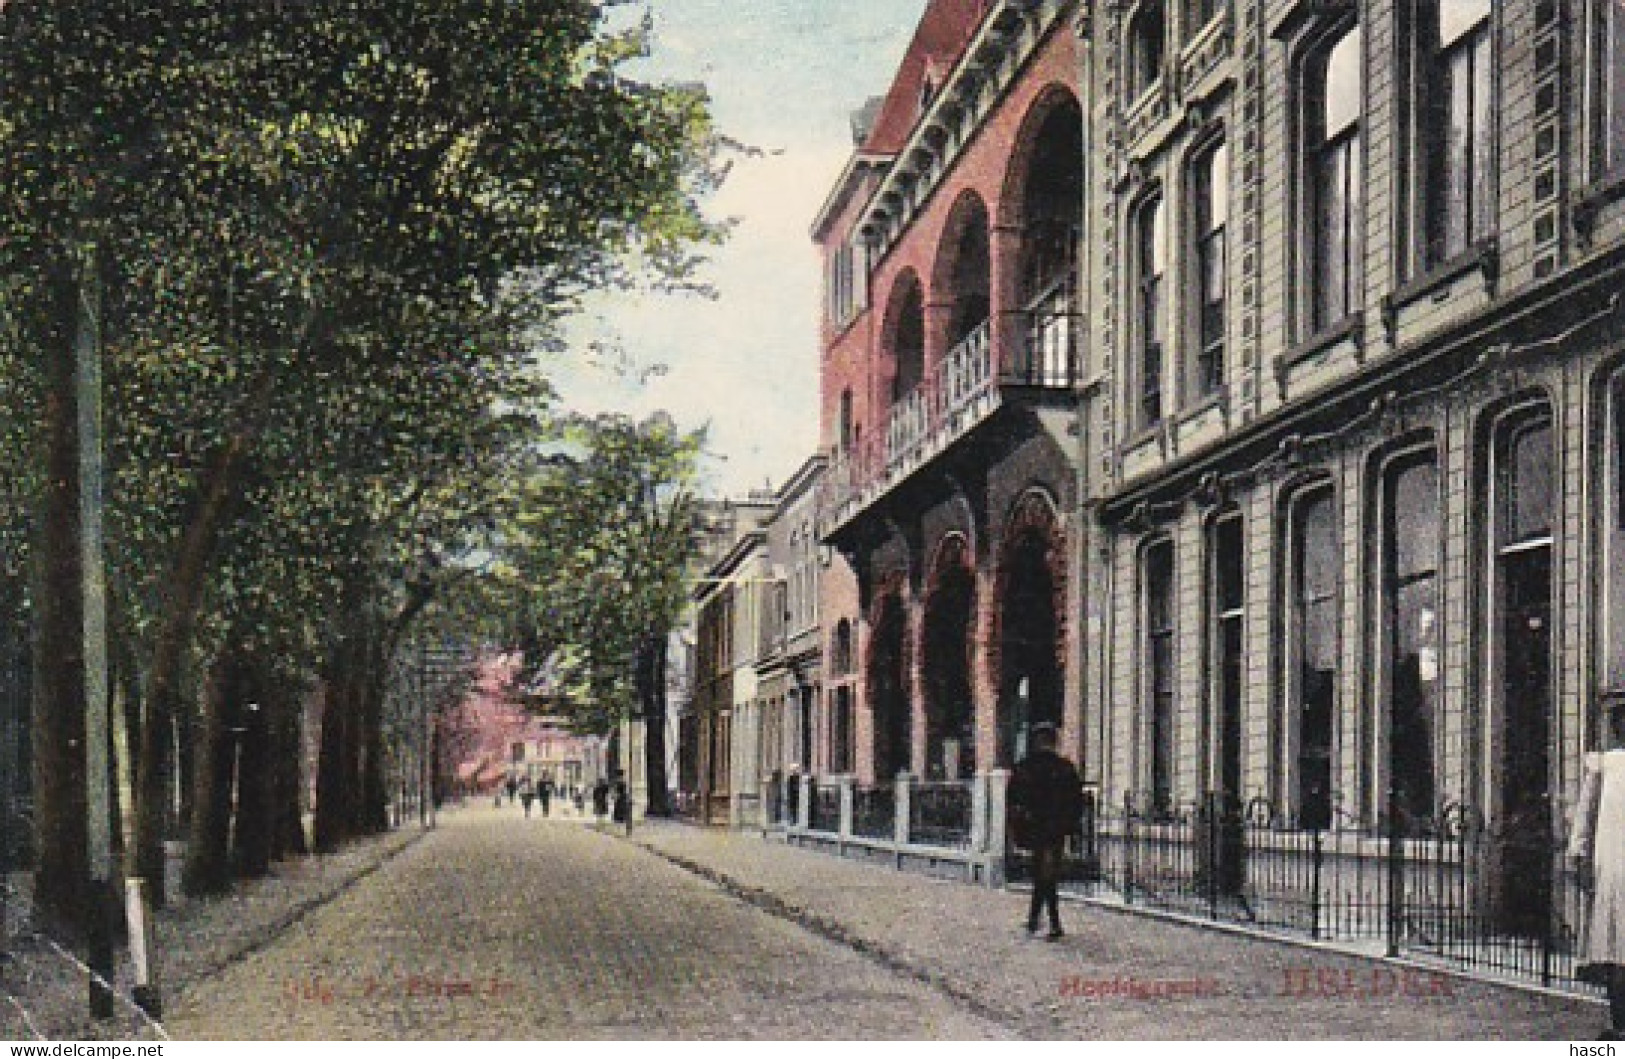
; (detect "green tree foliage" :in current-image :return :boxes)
[0,1,722,926]
[502,413,702,813]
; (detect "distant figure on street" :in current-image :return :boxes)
[1569,704,1625,1038]
[1007,722,1084,941]
[505,777,519,807]
[612,777,630,832]
[520,781,535,818]
[592,777,610,822]
[573,786,585,814]
[538,776,554,817]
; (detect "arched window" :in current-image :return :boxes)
[1141,538,1176,814]
[1376,450,1440,824]
[1304,27,1363,334]
[1189,139,1229,400]
[1134,193,1167,428]
[889,280,925,400]
[1589,0,1625,179]
[833,619,854,676]
[1128,1,1167,101]
[1283,485,1337,829]
[1408,0,1493,270]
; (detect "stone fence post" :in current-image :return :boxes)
[837,775,855,841]
[894,772,912,847]
[986,768,1010,885]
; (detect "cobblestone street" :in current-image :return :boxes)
[163,806,1008,1040]
[158,804,1606,1041]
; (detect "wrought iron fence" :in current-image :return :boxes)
[1023,790,1597,994]
[851,785,896,840]
[808,783,840,833]
[909,780,972,847]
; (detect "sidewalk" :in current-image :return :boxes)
[0,821,425,1041]
[625,819,1601,1041]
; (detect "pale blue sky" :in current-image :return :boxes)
[553,1,924,496]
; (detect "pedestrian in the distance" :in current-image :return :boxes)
[592,777,610,823]
[520,781,535,818]
[538,776,554,817]
[505,776,519,807]
[612,777,630,833]
[1569,703,1625,1038]
[1007,721,1083,941]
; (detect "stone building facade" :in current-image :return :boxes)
[815,0,1625,938]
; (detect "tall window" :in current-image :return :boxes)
[1208,513,1245,803]
[1287,488,1337,829]
[1135,193,1167,429]
[1417,0,1493,267]
[1591,0,1625,179]
[827,245,855,327]
[1191,141,1229,399]
[1143,540,1176,814]
[1306,28,1363,333]
[1490,412,1554,931]
[1605,375,1625,693]
[1129,0,1167,101]
[832,687,854,774]
[838,389,854,454]
[1380,454,1441,824]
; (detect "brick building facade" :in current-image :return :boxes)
[814,0,1625,940]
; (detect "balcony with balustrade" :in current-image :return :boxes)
[825,294,1083,535]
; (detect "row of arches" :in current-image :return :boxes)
[876,91,1085,413]
[861,494,1067,780]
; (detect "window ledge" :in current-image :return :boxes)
[1573,169,1625,247]
[1179,12,1227,63]
[1123,81,1164,126]
[1178,390,1227,425]
[1284,314,1362,369]
[1382,239,1499,328]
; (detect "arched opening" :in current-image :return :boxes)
[923,542,977,780]
[887,275,926,401]
[938,195,991,349]
[1012,95,1084,384]
[998,528,1061,767]
[867,594,911,780]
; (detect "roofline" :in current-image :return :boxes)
[773,453,829,516]
[810,151,894,243]
[692,529,769,603]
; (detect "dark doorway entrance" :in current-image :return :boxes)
[998,530,1059,767]
[1497,544,1553,934]
[1492,415,1553,936]
[924,558,976,780]
[868,594,911,780]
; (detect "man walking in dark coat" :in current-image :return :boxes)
[1008,722,1084,940]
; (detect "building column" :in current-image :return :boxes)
[973,556,1002,772]
[991,222,1026,381]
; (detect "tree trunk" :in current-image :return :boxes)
[232,658,272,878]
[31,260,89,935]
[639,632,672,817]
[182,652,237,898]
[313,672,352,854]
[269,682,307,861]
[135,436,248,908]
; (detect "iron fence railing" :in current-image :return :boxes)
[1011,790,1598,995]
[909,780,973,848]
[852,785,896,840]
[808,783,841,834]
